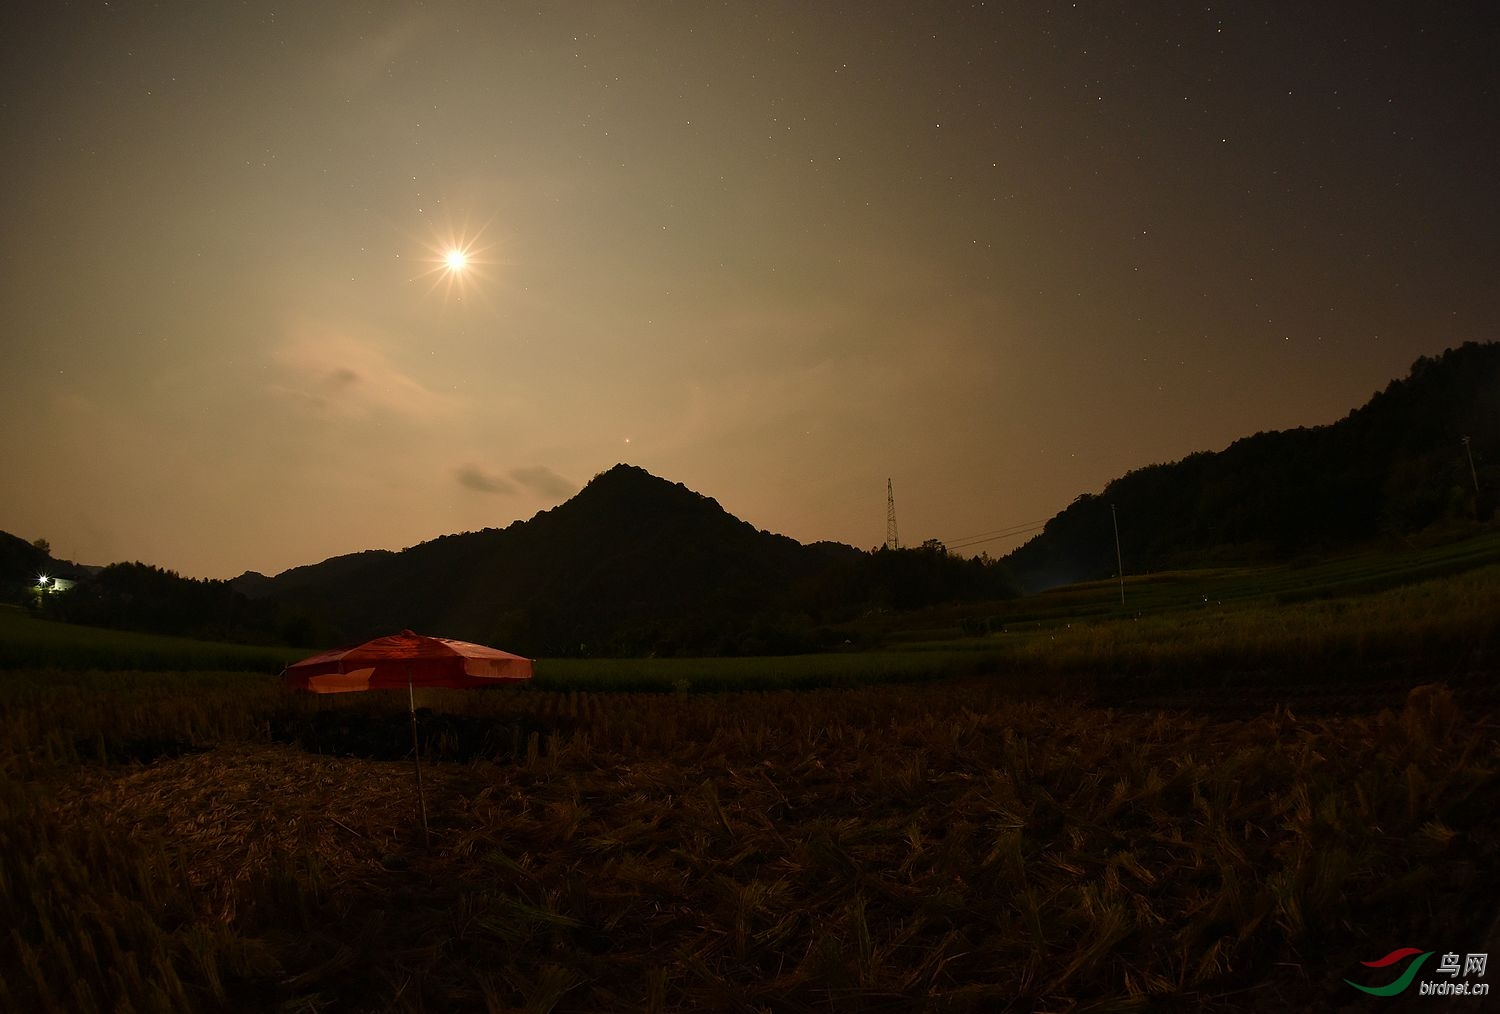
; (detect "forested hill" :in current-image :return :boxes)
[12,344,1496,650]
[1004,342,1500,590]
[243,465,843,652]
[3,466,1013,653]
[236,464,1013,655]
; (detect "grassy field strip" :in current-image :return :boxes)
[7,530,1500,679]
[6,553,1500,701]
[987,563,1500,693]
[994,530,1500,626]
[0,608,300,673]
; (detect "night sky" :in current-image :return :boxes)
[2,3,1495,579]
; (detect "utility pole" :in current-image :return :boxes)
[1462,436,1481,521]
[1111,504,1125,606]
[1463,435,1480,496]
[886,478,900,550]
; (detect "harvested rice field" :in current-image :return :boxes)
[4,671,1499,1011]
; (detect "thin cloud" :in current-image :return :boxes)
[270,327,456,423]
[455,464,576,498]
[510,465,576,499]
[456,465,517,495]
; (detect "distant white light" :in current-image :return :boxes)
[445,249,468,271]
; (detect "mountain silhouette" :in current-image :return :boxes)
[8,344,1498,651]
[1003,341,1500,589]
[239,464,876,654]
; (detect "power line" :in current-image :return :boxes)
[942,518,1051,545]
[945,522,1047,552]
[948,527,1045,550]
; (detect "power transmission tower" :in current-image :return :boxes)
[886,478,900,550]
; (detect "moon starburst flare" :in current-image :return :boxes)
[411,218,505,306]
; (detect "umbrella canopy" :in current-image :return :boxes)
[283,629,533,694]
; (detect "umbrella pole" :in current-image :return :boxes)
[408,673,430,847]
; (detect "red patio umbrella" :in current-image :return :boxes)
[282,630,533,843]
[282,629,533,693]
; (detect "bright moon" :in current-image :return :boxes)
[444,249,468,271]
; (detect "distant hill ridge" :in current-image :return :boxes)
[234,464,922,654]
[4,464,1006,654]
[1002,341,1500,589]
[253,465,835,640]
[4,342,1497,650]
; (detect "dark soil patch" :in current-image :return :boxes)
[73,734,211,765]
[269,708,557,762]
[1093,668,1500,719]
